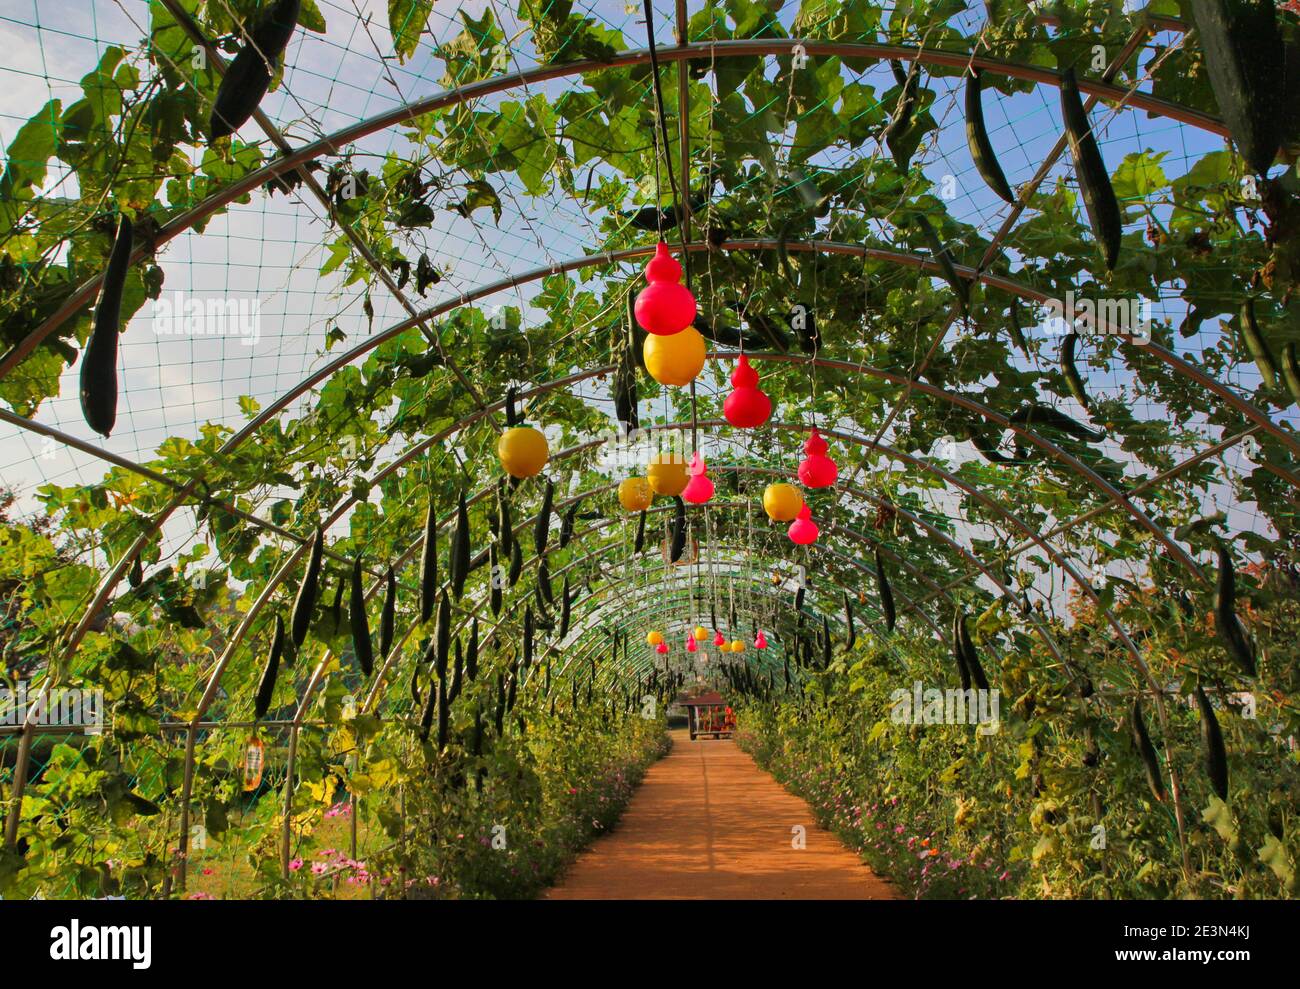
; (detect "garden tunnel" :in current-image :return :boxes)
[0,0,1298,903]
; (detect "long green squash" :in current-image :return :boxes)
[1130,699,1166,802]
[1215,542,1256,676]
[560,500,579,549]
[669,495,686,563]
[951,608,972,691]
[965,68,1014,203]
[634,509,647,554]
[1060,333,1092,410]
[538,557,554,606]
[523,606,534,670]
[81,215,133,437]
[210,0,301,141]
[466,618,479,681]
[956,608,990,691]
[1281,343,1300,408]
[495,673,507,735]
[254,614,285,719]
[419,499,437,623]
[914,213,968,313]
[613,340,639,429]
[489,543,502,616]
[875,548,896,632]
[1189,0,1283,175]
[449,638,463,704]
[559,575,572,639]
[1059,68,1122,271]
[378,566,396,661]
[1195,684,1229,801]
[450,489,471,601]
[428,590,449,684]
[843,592,855,653]
[329,573,345,635]
[534,478,554,555]
[508,538,523,587]
[1239,299,1278,391]
[349,557,373,676]
[496,480,514,559]
[288,526,323,649]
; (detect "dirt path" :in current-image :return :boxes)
[546,730,899,899]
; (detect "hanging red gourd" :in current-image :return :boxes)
[798,428,838,488]
[788,503,819,544]
[713,630,725,647]
[656,641,669,654]
[682,452,715,504]
[686,635,698,653]
[723,354,772,428]
[754,630,768,649]
[634,242,696,335]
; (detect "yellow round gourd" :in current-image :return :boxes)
[647,454,689,496]
[618,477,654,512]
[643,325,706,386]
[762,482,803,522]
[497,426,549,478]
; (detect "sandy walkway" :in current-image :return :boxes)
[546,730,899,899]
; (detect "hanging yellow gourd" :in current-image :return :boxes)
[647,453,689,496]
[646,630,664,645]
[693,626,709,641]
[729,639,745,653]
[618,476,654,512]
[762,482,803,522]
[643,325,705,387]
[498,426,549,478]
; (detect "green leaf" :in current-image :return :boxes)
[451,178,502,224]
[299,0,327,33]
[0,99,62,200]
[388,0,433,62]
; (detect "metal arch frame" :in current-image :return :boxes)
[8,230,1291,709]
[17,323,1189,705]
[5,379,1210,871]
[525,561,941,694]
[9,236,1279,702]
[271,523,920,878]
[0,399,1179,855]
[5,35,1232,376]
[171,413,1198,886]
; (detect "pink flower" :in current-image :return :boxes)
[288,858,304,872]
[187,891,213,900]
[311,862,328,876]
